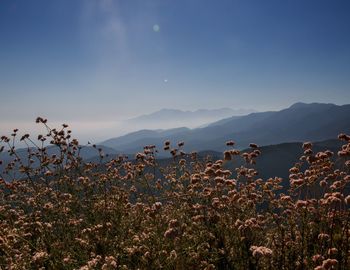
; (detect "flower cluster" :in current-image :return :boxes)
[0,120,349,269]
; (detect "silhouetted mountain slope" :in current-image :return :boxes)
[101,127,190,149]
[101,102,350,154]
[206,116,244,127]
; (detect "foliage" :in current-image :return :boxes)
[0,119,350,269]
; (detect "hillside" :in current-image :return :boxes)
[100,102,350,154]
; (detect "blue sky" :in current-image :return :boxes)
[1,0,350,140]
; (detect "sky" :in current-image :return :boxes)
[1,0,350,142]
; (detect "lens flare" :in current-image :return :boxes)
[153,24,160,32]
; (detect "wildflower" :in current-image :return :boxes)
[320,180,327,188]
[130,185,137,193]
[32,251,48,263]
[191,174,201,184]
[164,228,177,239]
[250,246,273,258]
[316,152,329,159]
[302,142,312,149]
[322,259,338,269]
[291,178,304,186]
[304,149,313,155]
[156,179,162,189]
[143,251,151,260]
[318,233,330,241]
[136,153,146,160]
[280,195,291,202]
[179,159,186,166]
[226,140,235,146]
[225,179,236,187]
[169,250,177,260]
[169,219,179,228]
[230,149,240,155]
[145,173,154,181]
[153,202,162,210]
[36,117,44,123]
[214,176,225,184]
[338,133,350,141]
[212,197,220,208]
[295,200,308,208]
[63,256,71,263]
[345,195,350,204]
[20,134,30,141]
[87,256,101,268]
[170,148,177,156]
[253,149,261,156]
[312,254,323,263]
[327,248,337,255]
[224,151,231,160]
[192,215,205,222]
[249,143,258,148]
[102,256,117,269]
[338,150,349,157]
[43,202,54,210]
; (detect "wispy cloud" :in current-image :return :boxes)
[80,0,130,67]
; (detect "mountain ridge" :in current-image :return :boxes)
[100,102,350,154]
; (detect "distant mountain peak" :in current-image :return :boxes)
[130,107,256,120]
[289,102,335,109]
[289,102,308,108]
[127,107,257,129]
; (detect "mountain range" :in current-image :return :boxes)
[122,108,256,131]
[130,108,255,123]
[101,102,350,154]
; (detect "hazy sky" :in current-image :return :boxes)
[1,0,350,141]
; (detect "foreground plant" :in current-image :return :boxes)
[0,119,349,269]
